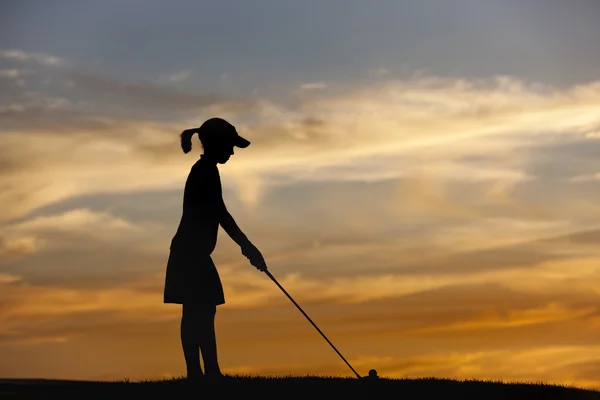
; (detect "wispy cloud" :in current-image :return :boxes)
[0,235,43,264]
[0,273,21,284]
[299,81,327,90]
[0,49,63,66]
[158,70,191,83]
[368,67,390,77]
[66,70,222,110]
[569,172,600,182]
[0,69,22,79]
[3,69,600,223]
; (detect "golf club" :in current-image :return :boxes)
[263,269,371,379]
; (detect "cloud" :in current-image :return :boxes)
[0,122,189,222]
[13,208,144,237]
[159,70,191,83]
[217,76,600,208]
[569,172,600,182]
[0,49,63,66]
[67,71,219,109]
[0,273,21,284]
[0,50,255,136]
[3,71,600,221]
[369,67,390,77]
[0,235,43,263]
[2,260,600,386]
[299,82,327,90]
[3,208,160,247]
[4,250,598,317]
[66,70,255,115]
[0,208,165,269]
[0,69,22,79]
[403,302,595,335]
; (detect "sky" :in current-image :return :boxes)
[2,0,600,389]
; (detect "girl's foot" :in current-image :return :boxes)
[186,368,204,382]
[204,370,224,383]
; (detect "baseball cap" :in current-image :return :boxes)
[198,117,250,148]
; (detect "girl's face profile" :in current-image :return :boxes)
[211,142,235,164]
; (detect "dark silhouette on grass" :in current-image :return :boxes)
[163,117,267,381]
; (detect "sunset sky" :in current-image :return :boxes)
[2,0,600,389]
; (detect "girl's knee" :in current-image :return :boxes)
[183,303,216,317]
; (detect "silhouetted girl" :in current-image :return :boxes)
[164,117,267,381]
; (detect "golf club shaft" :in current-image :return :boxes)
[264,269,361,379]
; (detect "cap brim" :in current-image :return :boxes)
[234,135,251,148]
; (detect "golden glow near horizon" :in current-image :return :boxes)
[2,47,600,391]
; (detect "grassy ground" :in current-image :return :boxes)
[1,375,599,399]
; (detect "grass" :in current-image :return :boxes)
[1,375,599,399]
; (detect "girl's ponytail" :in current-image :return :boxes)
[180,128,197,154]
